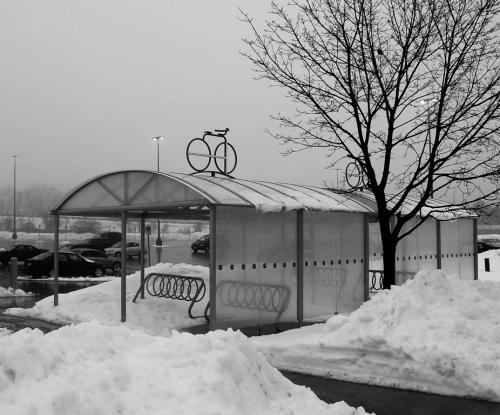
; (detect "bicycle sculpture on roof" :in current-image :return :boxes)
[186,128,237,177]
[344,160,368,190]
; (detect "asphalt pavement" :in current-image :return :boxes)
[281,371,500,415]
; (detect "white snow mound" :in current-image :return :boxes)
[255,270,500,402]
[0,322,371,415]
[0,287,34,297]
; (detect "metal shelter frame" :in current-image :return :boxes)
[49,169,477,329]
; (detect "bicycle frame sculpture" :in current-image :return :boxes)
[186,128,237,177]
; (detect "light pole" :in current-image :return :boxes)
[152,136,164,246]
[11,154,19,240]
[419,98,438,156]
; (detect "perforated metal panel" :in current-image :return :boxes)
[214,206,297,328]
[396,218,438,283]
[303,212,365,319]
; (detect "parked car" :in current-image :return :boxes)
[98,232,122,246]
[104,241,144,258]
[70,248,122,274]
[191,234,209,254]
[0,244,48,266]
[478,240,500,253]
[23,251,106,278]
[63,237,110,252]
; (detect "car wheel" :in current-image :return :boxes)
[114,252,121,258]
[112,262,121,273]
[93,267,104,278]
[192,249,197,254]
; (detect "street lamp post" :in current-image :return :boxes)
[152,136,164,246]
[11,154,19,240]
[419,98,438,156]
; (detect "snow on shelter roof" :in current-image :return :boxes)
[50,170,373,217]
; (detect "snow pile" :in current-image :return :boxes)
[0,322,370,415]
[255,270,500,402]
[0,287,34,298]
[6,263,210,336]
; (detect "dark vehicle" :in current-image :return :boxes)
[65,237,110,252]
[23,251,105,278]
[64,233,122,252]
[478,241,500,253]
[70,248,122,274]
[99,232,122,246]
[0,244,48,266]
[191,234,209,254]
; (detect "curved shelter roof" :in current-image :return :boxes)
[51,170,374,217]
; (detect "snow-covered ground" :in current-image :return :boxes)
[0,323,371,415]
[3,249,500,410]
[256,269,500,402]
[7,263,209,336]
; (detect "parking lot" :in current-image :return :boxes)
[0,238,209,281]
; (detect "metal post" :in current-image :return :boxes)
[9,257,17,290]
[436,220,442,269]
[11,154,18,240]
[363,213,370,301]
[473,217,478,280]
[209,205,217,331]
[53,214,59,306]
[140,215,145,299]
[121,211,127,322]
[296,210,304,326]
[152,136,164,247]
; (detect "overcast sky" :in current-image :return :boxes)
[0,0,339,191]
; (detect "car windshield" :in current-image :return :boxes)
[111,242,122,248]
[32,252,52,260]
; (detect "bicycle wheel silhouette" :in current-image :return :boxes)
[186,138,211,172]
[345,162,362,188]
[214,142,237,175]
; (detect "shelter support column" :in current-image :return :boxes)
[140,214,145,299]
[363,213,369,301]
[436,220,442,270]
[209,205,217,331]
[121,211,127,322]
[473,217,478,280]
[296,210,304,325]
[53,214,59,307]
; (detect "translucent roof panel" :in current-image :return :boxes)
[52,170,375,215]
[55,171,212,214]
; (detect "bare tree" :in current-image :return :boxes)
[242,0,500,288]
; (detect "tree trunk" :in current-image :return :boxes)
[379,216,397,289]
[382,240,397,289]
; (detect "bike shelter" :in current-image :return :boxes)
[50,169,477,330]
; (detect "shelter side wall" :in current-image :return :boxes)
[395,218,439,283]
[441,218,475,280]
[214,206,297,329]
[303,212,365,319]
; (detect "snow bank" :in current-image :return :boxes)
[6,263,210,336]
[0,322,370,415]
[0,287,34,298]
[255,270,500,402]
